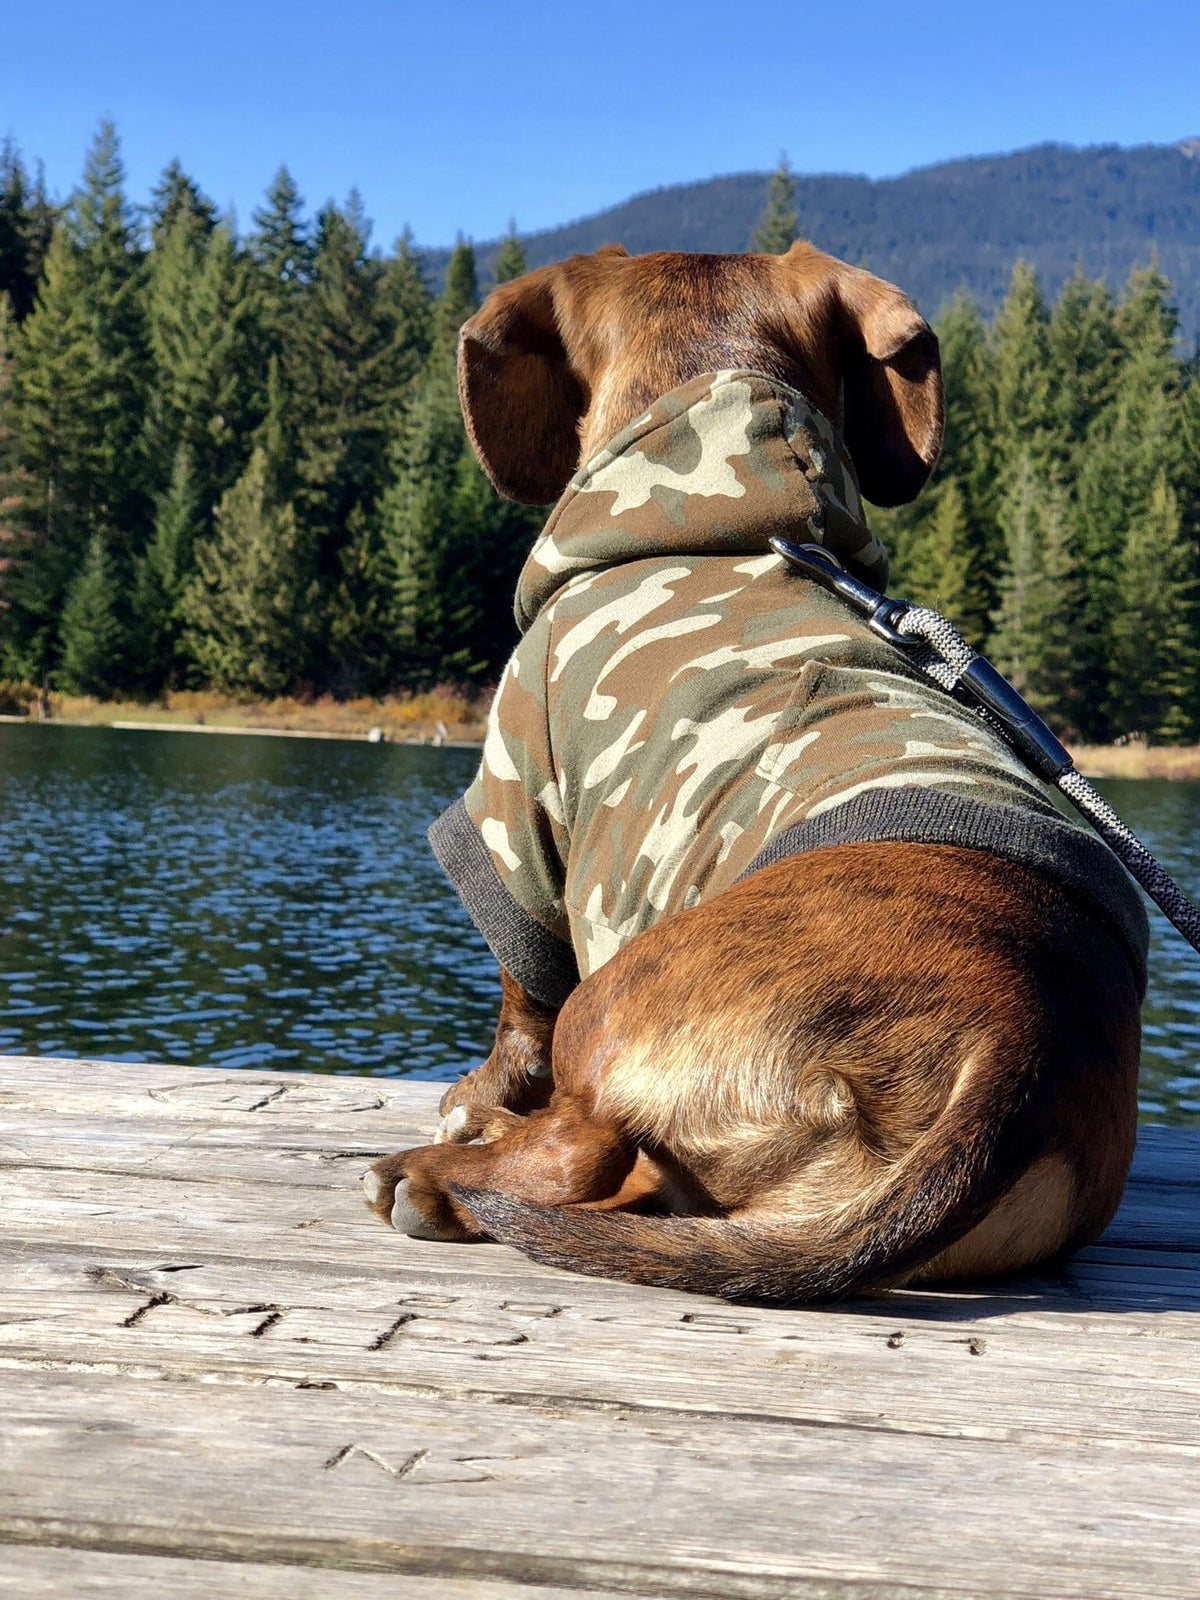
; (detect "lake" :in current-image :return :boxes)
[1,723,1197,1123]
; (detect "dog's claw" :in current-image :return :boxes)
[391,1179,444,1240]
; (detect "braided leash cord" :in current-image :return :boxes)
[1056,769,1200,950]
[896,606,1200,957]
[895,606,976,691]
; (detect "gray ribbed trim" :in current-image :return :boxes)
[741,788,1150,996]
[428,797,580,1009]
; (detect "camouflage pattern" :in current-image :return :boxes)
[515,368,887,631]
[453,370,1076,983]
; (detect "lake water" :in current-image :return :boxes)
[1,724,1197,1123]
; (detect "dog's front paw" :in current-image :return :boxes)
[434,1104,525,1145]
[438,1057,554,1126]
[434,1104,471,1144]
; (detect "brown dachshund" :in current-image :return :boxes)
[363,242,1144,1302]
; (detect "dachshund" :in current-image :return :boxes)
[363,241,1145,1303]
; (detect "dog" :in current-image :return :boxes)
[364,241,1147,1303]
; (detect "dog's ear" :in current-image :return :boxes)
[831,259,944,507]
[457,263,588,504]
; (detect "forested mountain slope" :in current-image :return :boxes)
[440,140,1200,343]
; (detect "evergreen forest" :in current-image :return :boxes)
[2,128,1199,744]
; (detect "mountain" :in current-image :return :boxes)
[421,140,1200,342]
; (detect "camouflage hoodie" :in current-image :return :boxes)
[431,370,1147,1006]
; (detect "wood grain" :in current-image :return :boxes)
[1,1055,1198,1598]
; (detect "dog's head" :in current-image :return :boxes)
[457,241,943,509]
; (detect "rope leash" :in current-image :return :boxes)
[769,536,1200,958]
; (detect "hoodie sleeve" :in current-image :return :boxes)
[427,610,579,1009]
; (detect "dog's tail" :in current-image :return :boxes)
[448,1047,1053,1303]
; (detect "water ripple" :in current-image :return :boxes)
[0,725,497,1082]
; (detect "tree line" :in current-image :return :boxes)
[875,259,1200,744]
[0,125,541,701]
[1,132,1199,743]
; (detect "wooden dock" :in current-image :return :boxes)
[2,1055,1198,1599]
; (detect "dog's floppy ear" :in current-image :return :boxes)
[457,263,587,504]
[831,259,944,507]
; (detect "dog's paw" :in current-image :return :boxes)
[434,1104,525,1145]
[362,1155,471,1241]
[434,1104,471,1144]
[362,1157,403,1224]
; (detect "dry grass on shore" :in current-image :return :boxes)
[0,684,490,743]
[5,678,1200,773]
[1068,743,1200,781]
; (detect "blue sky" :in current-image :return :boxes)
[5,1,1200,249]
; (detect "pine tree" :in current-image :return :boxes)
[131,444,203,688]
[0,140,56,322]
[375,239,503,685]
[148,160,216,249]
[491,223,527,284]
[1107,471,1198,742]
[900,479,985,638]
[251,166,311,343]
[6,125,150,681]
[991,261,1053,466]
[1047,267,1120,467]
[324,503,395,694]
[6,226,103,675]
[376,302,540,687]
[439,236,479,345]
[67,122,150,523]
[1072,263,1186,736]
[57,532,126,693]
[376,352,465,682]
[933,292,1001,615]
[292,198,391,536]
[872,291,999,627]
[250,168,311,426]
[752,158,799,253]
[22,162,55,309]
[379,230,433,385]
[180,447,316,696]
[144,214,260,513]
[254,353,296,505]
[288,195,423,685]
[0,294,38,659]
[990,454,1086,732]
[1177,369,1200,551]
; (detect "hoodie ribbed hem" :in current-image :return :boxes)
[433,786,1149,1009]
[428,797,580,1009]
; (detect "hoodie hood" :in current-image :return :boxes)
[514,368,889,631]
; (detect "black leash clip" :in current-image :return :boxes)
[769,534,1074,782]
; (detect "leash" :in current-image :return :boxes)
[769,536,1200,959]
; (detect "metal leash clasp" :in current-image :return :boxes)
[770,533,1072,778]
[768,537,911,649]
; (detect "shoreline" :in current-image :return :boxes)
[1069,745,1200,781]
[3,706,1199,778]
[0,712,484,746]
[0,689,488,747]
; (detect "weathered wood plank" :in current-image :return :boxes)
[0,1546,615,1600]
[0,1055,1198,1599]
[4,1247,1200,1454]
[6,1365,1200,1599]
